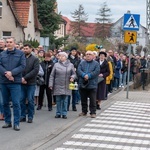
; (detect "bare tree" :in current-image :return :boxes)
[70,4,88,42]
[95,2,112,39]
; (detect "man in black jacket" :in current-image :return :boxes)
[20,44,39,123]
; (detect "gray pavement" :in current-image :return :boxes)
[0,85,150,150]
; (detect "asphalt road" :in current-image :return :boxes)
[0,88,127,150]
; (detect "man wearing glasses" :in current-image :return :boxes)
[77,51,100,118]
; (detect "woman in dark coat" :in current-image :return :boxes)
[96,51,110,109]
[68,47,81,111]
[37,52,54,111]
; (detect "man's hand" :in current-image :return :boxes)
[5,71,12,78]
[22,78,27,84]
[84,74,89,80]
[8,76,14,81]
[49,86,53,90]
[99,74,103,77]
[5,71,14,81]
[5,71,12,77]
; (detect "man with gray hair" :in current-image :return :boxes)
[77,51,100,118]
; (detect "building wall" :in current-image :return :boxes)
[111,18,124,39]
[24,0,40,42]
[35,31,40,42]
[54,23,65,38]
[137,25,149,45]
[0,0,24,42]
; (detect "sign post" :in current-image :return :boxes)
[123,13,140,99]
[124,31,137,44]
[126,44,131,99]
[40,37,49,51]
[123,14,140,31]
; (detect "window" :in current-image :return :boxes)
[3,31,11,38]
[27,34,31,40]
[0,2,2,19]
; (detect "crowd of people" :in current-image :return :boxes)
[0,37,150,131]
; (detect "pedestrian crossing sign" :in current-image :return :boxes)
[124,31,137,44]
[123,14,140,31]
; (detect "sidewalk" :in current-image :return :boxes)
[35,86,150,150]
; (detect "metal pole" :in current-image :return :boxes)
[126,44,131,99]
[44,38,45,51]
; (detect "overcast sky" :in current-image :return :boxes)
[57,0,146,27]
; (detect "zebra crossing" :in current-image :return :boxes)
[55,101,150,150]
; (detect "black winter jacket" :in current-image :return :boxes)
[22,54,39,85]
[40,60,54,85]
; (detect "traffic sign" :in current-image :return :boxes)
[124,31,137,44]
[123,14,140,31]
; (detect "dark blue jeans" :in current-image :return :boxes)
[114,77,120,89]
[67,90,78,109]
[20,85,35,120]
[56,95,69,116]
[1,83,21,126]
[76,90,81,103]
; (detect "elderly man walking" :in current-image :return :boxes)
[77,51,100,118]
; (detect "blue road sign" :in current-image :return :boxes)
[123,14,140,31]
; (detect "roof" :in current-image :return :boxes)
[62,16,72,34]
[79,22,95,37]
[7,0,42,30]
[33,0,43,30]
[62,16,112,37]
[13,0,30,27]
[7,0,22,25]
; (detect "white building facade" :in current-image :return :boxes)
[0,0,42,43]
